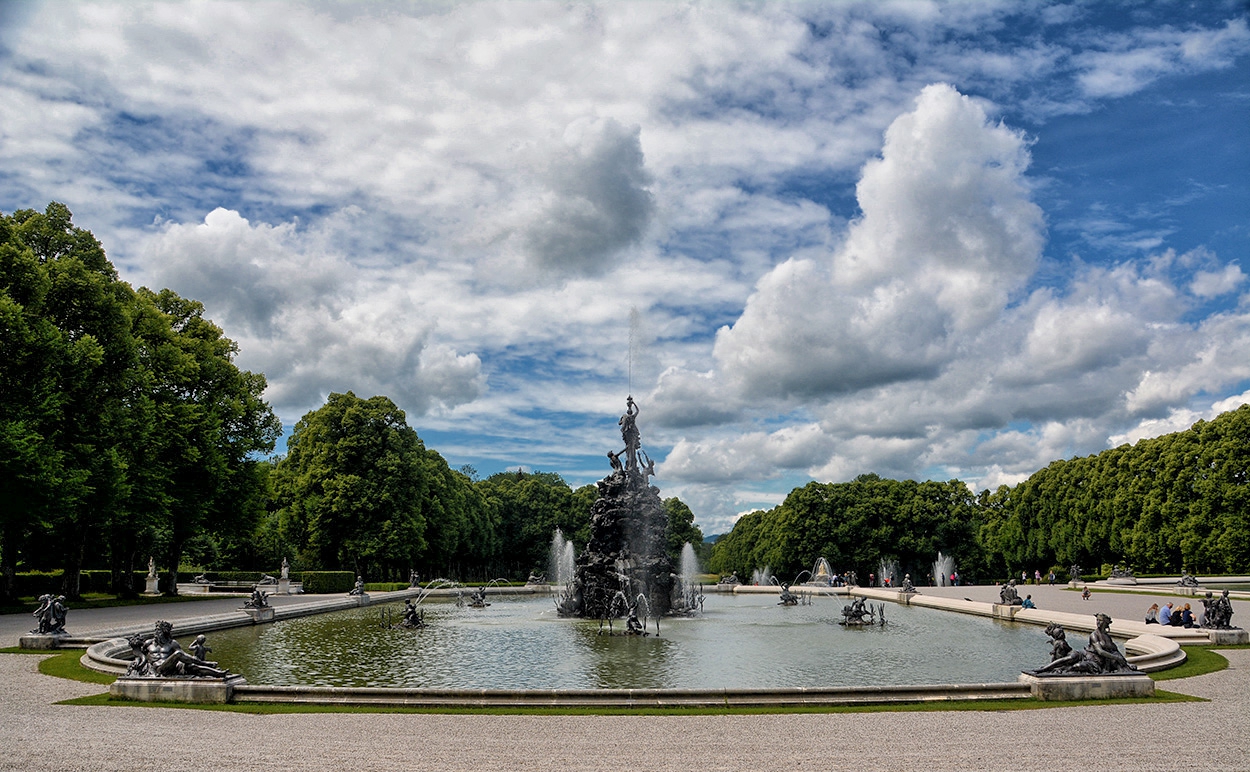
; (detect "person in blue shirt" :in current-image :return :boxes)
[1022,595,1036,609]
[1158,602,1173,625]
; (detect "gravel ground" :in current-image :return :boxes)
[2,586,1247,771]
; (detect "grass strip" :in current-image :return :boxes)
[59,690,1200,716]
[0,647,117,685]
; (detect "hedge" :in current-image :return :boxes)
[294,571,356,594]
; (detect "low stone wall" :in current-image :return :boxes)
[230,681,1031,709]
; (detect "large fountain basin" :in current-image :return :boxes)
[203,593,1045,691]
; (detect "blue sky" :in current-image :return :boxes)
[2,1,1248,534]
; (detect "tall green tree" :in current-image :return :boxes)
[0,203,279,599]
[274,392,447,578]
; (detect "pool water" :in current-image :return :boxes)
[204,593,1047,690]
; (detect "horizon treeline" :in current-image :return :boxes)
[708,405,1250,583]
[4,204,1247,601]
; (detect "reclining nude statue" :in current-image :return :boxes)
[1029,614,1137,676]
[125,620,230,678]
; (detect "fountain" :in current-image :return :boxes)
[877,559,899,587]
[670,542,705,615]
[809,557,833,586]
[933,552,955,587]
[750,566,772,586]
[562,396,675,619]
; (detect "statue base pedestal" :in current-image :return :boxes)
[1018,672,1154,701]
[144,576,160,595]
[277,578,290,594]
[110,674,247,704]
[244,606,275,623]
[19,633,67,649]
[992,603,1022,620]
[1206,628,1248,645]
[1173,586,1202,596]
[350,593,370,606]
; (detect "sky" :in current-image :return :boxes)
[2,1,1248,535]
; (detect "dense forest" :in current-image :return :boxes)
[3,203,1248,601]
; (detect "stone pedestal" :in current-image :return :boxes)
[110,674,246,704]
[144,576,160,594]
[244,606,275,623]
[1206,628,1249,645]
[992,603,1022,620]
[352,593,370,607]
[1018,672,1154,701]
[1173,585,1202,596]
[277,578,291,595]
[19,633,66,650]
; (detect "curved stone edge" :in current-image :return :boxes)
[82,638,133,675]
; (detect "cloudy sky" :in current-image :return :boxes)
[2,1,1248,533]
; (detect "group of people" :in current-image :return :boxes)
[1018,569,1058,585]
[1146,591,1237,629]
[1145,601,1197,627]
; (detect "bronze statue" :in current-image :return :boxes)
[29,594,68,635]
[999,580,1023,605]
[1029,614,1137,675]
[125,621,229,678]
[618,396,641,472]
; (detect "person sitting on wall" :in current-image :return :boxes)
[1179,603,1196,628]
[1022,595,1036,609]
[1159,602,1173,625]
[1145,603,1159,624]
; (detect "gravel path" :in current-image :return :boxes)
[3,587,1247,771]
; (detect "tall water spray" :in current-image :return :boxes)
[679,542,700,588]
[549,529,576,587]
[877,559,899,587]
[933,552,955,587]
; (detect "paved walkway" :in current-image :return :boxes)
[2,587,1248,771]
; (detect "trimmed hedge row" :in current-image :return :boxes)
[10,570,147,597]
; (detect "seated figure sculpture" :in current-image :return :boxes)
[125,621,229,678]
[900,573,917,593]
[243,587,269,608]
[1029,614,1137,676]
[999,580,1023,606]
[348,576,365,596]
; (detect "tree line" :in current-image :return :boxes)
[709,406,1250,583]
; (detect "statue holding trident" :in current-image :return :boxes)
[618,396,641,472]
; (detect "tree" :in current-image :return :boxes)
[273,392,436,577]
[664,497,703,565]
[1,203,279,599]
[476,470,590,580]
